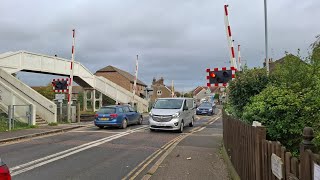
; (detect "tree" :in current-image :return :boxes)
[227,68,269,118]
[36,83,55,100]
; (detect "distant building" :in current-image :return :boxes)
[95,65,147,98]
[150,77,172,103]
[192,86,219,104]
[263,54,304,73]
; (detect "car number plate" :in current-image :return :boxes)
[101,118,109,121]
[158,123,166,126]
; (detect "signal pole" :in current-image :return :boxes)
[67,29,75,122]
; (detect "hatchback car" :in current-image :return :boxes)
[0,159,11,180]
[196,102,216,115]
[94,105,143,129]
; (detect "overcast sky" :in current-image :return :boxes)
[0,0,319,91]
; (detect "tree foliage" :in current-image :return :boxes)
[227,68,269,118]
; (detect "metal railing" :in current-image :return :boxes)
[7,105,33,131]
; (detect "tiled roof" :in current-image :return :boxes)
[96,65,147,87]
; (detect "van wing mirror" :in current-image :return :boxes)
[183,106,188,111]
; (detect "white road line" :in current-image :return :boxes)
[10,125,148,176]
[71,130,120,133]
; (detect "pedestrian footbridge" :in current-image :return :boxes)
[0,51,148,125]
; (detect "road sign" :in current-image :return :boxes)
[55,94,65,100]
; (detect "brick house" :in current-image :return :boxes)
[95,65,147,98]
[150,77,172,103]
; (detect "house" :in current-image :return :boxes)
[192,86,219,105]
[95,65,147,98]
[263,54,305,73]
[150,77,173,103]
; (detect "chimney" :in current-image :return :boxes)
[159,77,164,85]
[152,77,156,85]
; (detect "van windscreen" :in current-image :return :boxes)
[153,99,184,109]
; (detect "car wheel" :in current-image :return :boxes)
[189,117,194,127]
[178,121,184,133]
[121,119,128,129]
[137,116,143,125]
[98,126,104,129]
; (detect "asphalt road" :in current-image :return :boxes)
[0,113,223,180]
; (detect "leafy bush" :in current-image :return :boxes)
[227,68,269,118]
[242,85,305,153]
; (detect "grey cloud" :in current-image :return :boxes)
[1,0,320,91]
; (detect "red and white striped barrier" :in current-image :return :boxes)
[206,67,236,87]
[68,29,75,104]
[224,5,237,69]
[52,78,70,93]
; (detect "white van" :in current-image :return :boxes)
[149,98,196,133]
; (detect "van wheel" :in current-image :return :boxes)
[98,126,104,129]
[189,117,194,127]
[178,121,184,133]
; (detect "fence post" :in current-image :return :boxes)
[255,126,266,180]
[300,127,315,180]
[77,102,80,123]
[8,105,12,131]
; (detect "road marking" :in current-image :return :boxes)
[10,125,148,176]
[122,135,183,180]
[141,115,221,180]
[123,113,222,180]
[71,130,120,133]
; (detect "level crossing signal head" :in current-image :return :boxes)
[52,78,70,92]
[206,67,236,87]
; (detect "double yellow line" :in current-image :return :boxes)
[123,113,221,180]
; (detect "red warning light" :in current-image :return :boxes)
[210,72,216,78]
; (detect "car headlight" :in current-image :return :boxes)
[209,109,213,111]
[172,112,181,118]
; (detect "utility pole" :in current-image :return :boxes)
[67,29,75,122]
[264,0,270,75]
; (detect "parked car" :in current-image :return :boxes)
[149,98,195,133]
[94,105,143,129]
[196,102,216,115]
[0,159,11,180]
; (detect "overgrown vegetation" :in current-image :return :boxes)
[226,36,320,153]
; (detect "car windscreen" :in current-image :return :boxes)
[97,108,116,114]
[153,99,184,109]
[199,103,212,108]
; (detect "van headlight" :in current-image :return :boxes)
[172,112,181,118]
[149,112,153,117]
[209,109,213,112]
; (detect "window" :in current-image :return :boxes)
[157,90,162,96]
[153,99,183,109]
[118,108,124,113]
[123,106,130,112]
[97,108,116,114]
[129,107,135,112]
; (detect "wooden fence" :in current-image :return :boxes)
[223,111,320,180]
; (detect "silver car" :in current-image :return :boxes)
[149,98,196,133]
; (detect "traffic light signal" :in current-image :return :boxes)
[206,67,236,87]
[52,78,70,93]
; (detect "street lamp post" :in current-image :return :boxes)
[264,0,269,75]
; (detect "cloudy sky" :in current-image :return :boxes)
[0,0,319,91]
